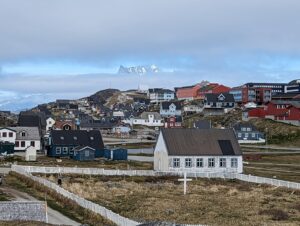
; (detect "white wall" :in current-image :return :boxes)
[15,140,41,152]
[154,133,169,171]
[167,156,243,173]
[46,118,55,132]
[0,129,16,143]
[132,114,164,127]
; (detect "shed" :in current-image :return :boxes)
[0,141,15,155]
[73,146,95,161]
[104,148,128,160]
[25,146,37,161]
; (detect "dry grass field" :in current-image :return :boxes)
[44,175,300,226]
[6,155,153,170]
[244,154,300,182]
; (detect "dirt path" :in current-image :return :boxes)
[0,186,81,226]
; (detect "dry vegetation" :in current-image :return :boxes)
[44,175,300,226]
[250,118,300,146]
[8,155,153,170]
[0,222,54,226]
[244,154,300,182]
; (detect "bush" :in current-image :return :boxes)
[259,209,289,221]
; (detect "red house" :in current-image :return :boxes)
[164,116,182,128]
[175,83,204,100]
[197,83,231,99]
[246,101,300,126]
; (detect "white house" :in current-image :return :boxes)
[132,112,164,127]
[46,117,56,132]
[0,127,17,144]
[9,127,41,151]
[154,128,243,173]
[148,88,175,104]
[160,101,182,117]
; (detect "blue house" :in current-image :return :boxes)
[73,146,95,161]
[233,122,265,144]
[104,148,128,160]
[48,130,104,157]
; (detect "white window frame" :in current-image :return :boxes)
[173,158,180,168]
[196,158,203,168]
[219,158,226,168]
[252,133,256,138]
[185,158,192,168]
[56,147,61,154]
[231,158,238,168]
[208,158,215,168]
[62,147,68,154]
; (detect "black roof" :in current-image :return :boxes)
[161,101,182,110]
[148,88,174,94]
[288,79,300,85]
[51,130,104,150]
[272,92,300,100]
[160,128,241,156]
[194,120,211,129]
[233,122,258,131]
[205,93,235,103]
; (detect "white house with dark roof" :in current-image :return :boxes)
[154,128,243,173]
[0,127,41,151]
[126,112,164,127]
[160,101,182,117]
[10,127,41,151]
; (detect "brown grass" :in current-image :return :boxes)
[44,175,300,226]
[15,155,153,170]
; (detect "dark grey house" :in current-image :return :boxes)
[204,93,236,109]
[233,122,265,144]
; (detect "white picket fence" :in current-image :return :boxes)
[12,165,140,226]
[13,165,300,190]
[11,165,207,226]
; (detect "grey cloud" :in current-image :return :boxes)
[1,0,300,64]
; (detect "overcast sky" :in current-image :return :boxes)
[1,0,300,110]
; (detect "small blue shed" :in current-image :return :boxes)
[0,141,14,155]
[72,146,95,161]
[104,148,128,160]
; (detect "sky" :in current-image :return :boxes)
[1,0,300,111]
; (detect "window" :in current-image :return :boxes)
[196,158,203,167]
[90,137,94,140]
[69,147,74,154]
[85,150,90,157]
[238,133,242,138]
[208,158,215,167]
[21,132,26,137]
[21,141,25,147]
[73,136,77,140]
[231,158,238,168]
[241,128,246,132]
[63,147,68,154]
[2,132,7,137]
[185,158,192,168]
[245,133,248,138]
[30,141,35,147]
[247,128,251,131]
[56,147,61,154]
[173,158,180,168]
[15,141,19,147]
[9,132,13,137]
[252,133,256,138]
[219,158,226,168]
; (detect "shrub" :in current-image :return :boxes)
[259,209,289,221]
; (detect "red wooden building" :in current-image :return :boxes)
[247,101,300,126]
